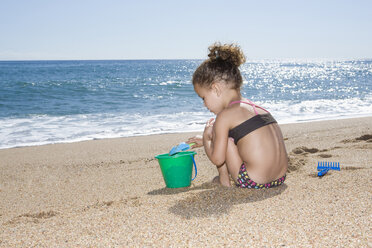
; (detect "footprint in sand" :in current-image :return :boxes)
[291,146,322,155]
[5,210,58,225]
[342,134,372,143]
[20,211,58,219]
[288,146,331,172]
[292,146,334,158]
[318,154,332,158]
[287,156,306,173]
[356,134,372,142]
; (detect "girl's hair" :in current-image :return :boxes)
[192,42,246,89]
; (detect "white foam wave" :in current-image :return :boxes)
[0,111,214,149]
[263,95,372,124]
[1,96,371,149]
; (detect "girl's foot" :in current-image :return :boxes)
[212,176,231,187]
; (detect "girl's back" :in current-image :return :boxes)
[225,101,288,184]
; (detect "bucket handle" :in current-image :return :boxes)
[191,155,197,181]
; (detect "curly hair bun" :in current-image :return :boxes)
[208,42,246,67]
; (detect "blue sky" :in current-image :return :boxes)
[1,0,371,60]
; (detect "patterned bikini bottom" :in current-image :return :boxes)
[236,163,286,189]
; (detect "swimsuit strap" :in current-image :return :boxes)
[229,100,269,115]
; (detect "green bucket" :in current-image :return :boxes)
[155,151,197,188]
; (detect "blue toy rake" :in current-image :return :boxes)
[317,162,340,177]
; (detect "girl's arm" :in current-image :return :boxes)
[203,112,230,166]
[186,135,203,148]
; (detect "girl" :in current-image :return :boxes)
[188,43,288,188]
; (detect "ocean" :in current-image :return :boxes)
[0,59,371,149]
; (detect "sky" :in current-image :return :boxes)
[0,0,371,60]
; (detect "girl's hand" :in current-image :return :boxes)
[187,135,203,148]
[203,118,215,141]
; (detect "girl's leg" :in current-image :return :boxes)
[225,138,243,183]
[214,163,231,187]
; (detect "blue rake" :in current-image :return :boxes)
[317,162,340,177]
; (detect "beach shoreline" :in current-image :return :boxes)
[1,116,371,246]
[2,114,372,151]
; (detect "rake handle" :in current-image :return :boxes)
[318,168,330,177]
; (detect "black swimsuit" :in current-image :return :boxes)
[228,100,277,145]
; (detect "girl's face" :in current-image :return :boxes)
[194,83,223,114]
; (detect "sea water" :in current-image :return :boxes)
[0,59,371,149]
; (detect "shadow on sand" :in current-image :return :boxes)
[147,181,217,196]
[148,182,287,219]
[168,184,287,219]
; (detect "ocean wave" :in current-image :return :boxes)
[0,111,214,149]
[1,96,372,149]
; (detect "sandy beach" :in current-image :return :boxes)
[0,116,371,247]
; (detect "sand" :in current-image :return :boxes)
[0,117,371,247]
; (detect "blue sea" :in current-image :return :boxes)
[0,59,371,149]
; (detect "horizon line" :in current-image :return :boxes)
[1,57,372,62]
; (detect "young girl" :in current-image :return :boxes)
[188,43,288,188]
